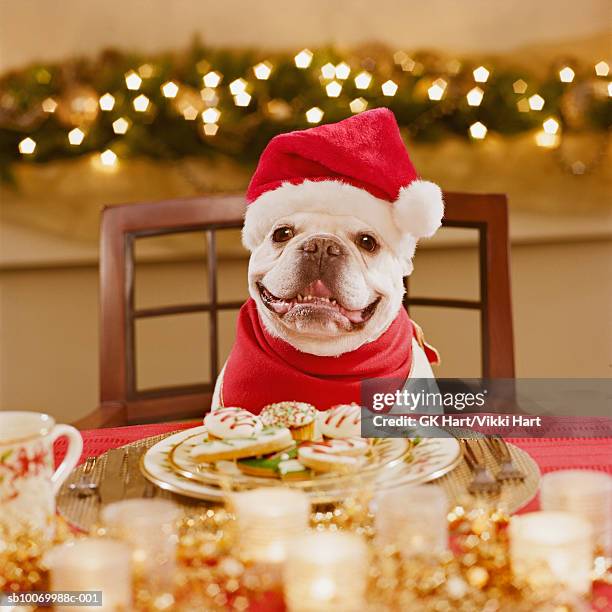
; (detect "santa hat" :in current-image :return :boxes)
[242,108,444,251]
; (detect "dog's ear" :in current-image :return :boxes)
[398,235,416,276]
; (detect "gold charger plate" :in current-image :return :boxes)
[57,430,540,533]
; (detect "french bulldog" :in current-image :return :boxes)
[212,109,443,412]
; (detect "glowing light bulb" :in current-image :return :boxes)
[528,94,545,111]
[595,61,609,77]
[469,122,487,139]
[125,70,142,90]
[203,71,222,88]
[608,82,612,97]
[182,105,198,120]
[161,81,179,98]
[399,57,416,72]
[234,91,251,107]
[68,127,85,145]
[516,98,530,113]
[559,67,575,83]
[203,123,219,136]
[542,118,559,135]
[99,93,115,111]
[200,88,219,105]
[100,149,117,166]
[133,94,150,112]
[466,86,484,106]
[138,63,155,78]
[201,107,221,123]
[253,61,272,80]
[229,78,247,95]
[112,117,130,134]
[381,80,398,96]
[41,97,57,113]
[535,131,559,148]
[294,49,313,69]
[305,107,324,124]
[335,62,351,80]
[428,78,447,101]
[326,80,342,97]
[18,137,36,155]
[513,79,528,94]
[354,71,372,89]
[394,51,409,65]
[321,63,335,79]
[349,97,368,113]
[473,66,490,83]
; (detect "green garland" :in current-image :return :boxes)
[0,42,610,182]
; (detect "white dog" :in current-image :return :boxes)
[212,109,443,413]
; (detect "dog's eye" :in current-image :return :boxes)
[272,226,294,243]
[356,233,378,253]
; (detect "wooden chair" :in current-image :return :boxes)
[75,192,513,429]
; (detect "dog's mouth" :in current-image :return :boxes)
[257,280,381,327]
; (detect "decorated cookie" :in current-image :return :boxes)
[260,401,317,441]
[238,445,311,481]
[190,427,293,462]
[319,404,362,439]
[298,438,368,473]
[204,407,263,439]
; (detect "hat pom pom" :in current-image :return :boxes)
[394,180,444,238]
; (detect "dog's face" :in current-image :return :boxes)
[247,196,417,356]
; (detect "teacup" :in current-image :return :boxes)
[0,411,83,537]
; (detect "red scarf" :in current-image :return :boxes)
[220,299,414,414]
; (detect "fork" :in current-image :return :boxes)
[484,436,526,481]
[461,439,501,495]
[67,456,99,497]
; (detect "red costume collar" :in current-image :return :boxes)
[220,299,415,413]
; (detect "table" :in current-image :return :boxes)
[53,424,612,609]
[54,423,612,515]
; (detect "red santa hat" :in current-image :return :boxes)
[242,108,444,251]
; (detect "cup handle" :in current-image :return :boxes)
[49,424,84,495]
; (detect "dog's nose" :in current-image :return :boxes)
[301,236,345,257]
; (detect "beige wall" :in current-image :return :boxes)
[0,0,609,71]
[1,239,610,423]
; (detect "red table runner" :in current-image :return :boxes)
[54,422,612,506]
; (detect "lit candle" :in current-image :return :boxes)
[509,511,593,595]
[540,469,612,554]
[45,539,132,611]
[101,499,180,590]
[231,488,310,564]
[285,531,368,612]
[375,484,448,556]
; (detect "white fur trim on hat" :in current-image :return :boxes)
[242,179,443,253]
[394,180,444,239]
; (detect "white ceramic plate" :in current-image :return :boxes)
[141,426,462,504]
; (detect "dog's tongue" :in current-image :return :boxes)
[302,280,333,298]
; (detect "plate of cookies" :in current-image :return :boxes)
[141,403,461,504]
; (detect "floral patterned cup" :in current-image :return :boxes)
[0,411,83,537]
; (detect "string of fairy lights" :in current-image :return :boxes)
[0,45,610,181]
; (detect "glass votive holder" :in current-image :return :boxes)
[100,498,180,591]
[374,484,448,557]
[231,488,310,565]
[285,531,368,612]
[540,469,612,554]
[45,538,132,611]
[509,511,594,596]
